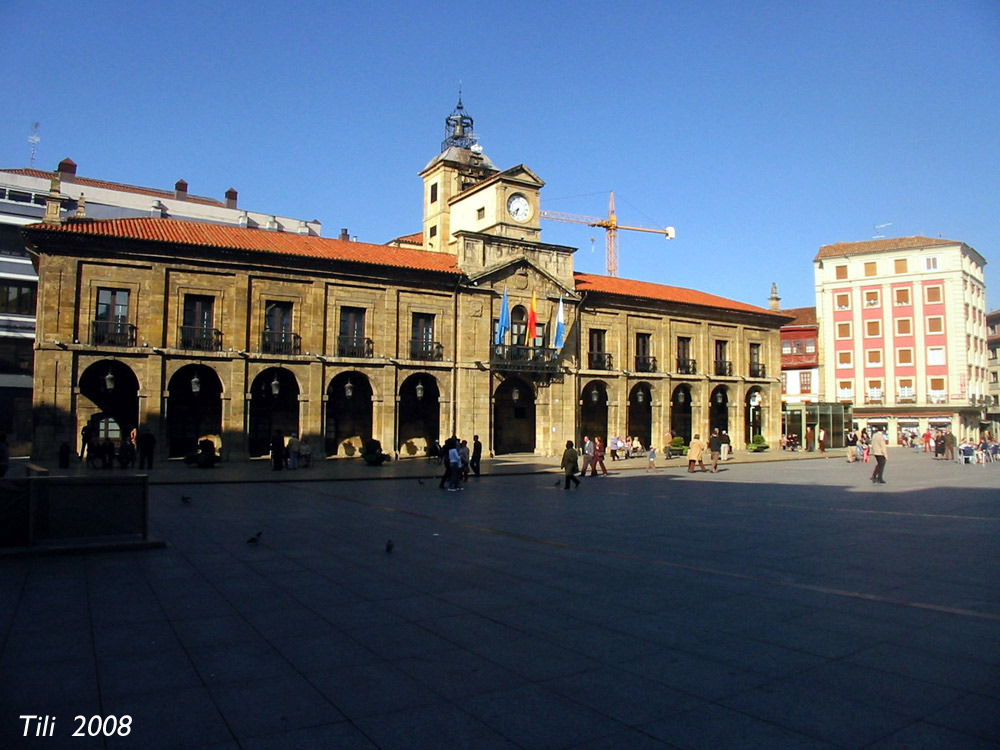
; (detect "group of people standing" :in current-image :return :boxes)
[438,435,483,491]
[80,424,157,470]
[270,431,312,470]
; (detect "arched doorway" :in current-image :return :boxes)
[167,365,223,458]
[709,386,729,436]
[745,387,764,444]
[325,371,373,457]
[398,374,440,457]
[79,359,140,445]
[247,368,300,457]
[670,385,692,444]
[580,380,609,446]
[627,382,652,449]
[494,376,535,454]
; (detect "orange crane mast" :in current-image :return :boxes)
[540,191,675,277]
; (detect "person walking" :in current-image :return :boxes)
[590,437,609,476]
[438,436,456,488]
[580,436,594,477]
[818,427,827,452]
[561,440,581,489]
[688,433,707,473]
[447,441,463,491]
[137,428,156,470]
[709,429,722,472]
[646,446,657,473]
[286,433,300,470]
[459,439,471,482]
[845,429,857,463]
[870,428,888,484]
[470,434,482,476]
[609,435,619,461]
[720,430,731,461]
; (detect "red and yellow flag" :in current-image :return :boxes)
[527,289,538,341]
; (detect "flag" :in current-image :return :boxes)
[552,296,565,350]
[527,289,537,341]
[495,285,510,345]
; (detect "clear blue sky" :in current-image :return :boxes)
[2,0,998,311]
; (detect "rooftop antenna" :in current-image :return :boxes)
[873,222,892,240]
[28,122,40,167]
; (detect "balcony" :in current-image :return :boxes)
[865,388,884,405]
[714,360,733,376]
[337,335,373,358]
[491,344,558,372]
[837,388,853,402]
[897,387,916,404]
[180,326,223,352]
[410,339,443,361]
[635,355,657,373]
[588,352,613,370]
[261,330,302,355]
[749,362,767,378]
[676,358,697,375]
[92,320,137,347]
[929,391,947,404]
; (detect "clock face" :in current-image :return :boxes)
[507,193,531,222]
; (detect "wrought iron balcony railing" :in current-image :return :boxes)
[635,355,657,373]
[261,330,302,355]
[92,320,137,347]
[337,335,373,358]
[588,351,613,370]
[180,326,223,352]
[865,389,884,404]
[897,387,916,403]
[714,360,733,376]
[410,339,443,361]
[491,344,558,371]
[749,362,767,378]
[676,358,697,375]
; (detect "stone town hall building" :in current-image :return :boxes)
[25,104,789,462]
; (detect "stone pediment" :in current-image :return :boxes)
[467,257,578,302]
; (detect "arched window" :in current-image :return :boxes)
[511,305,527,346]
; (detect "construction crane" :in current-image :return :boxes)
[540,191,675,277]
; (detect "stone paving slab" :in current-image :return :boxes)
[1,449,999,748]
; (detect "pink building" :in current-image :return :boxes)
[814,236,989,441]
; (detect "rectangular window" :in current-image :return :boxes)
[897,348,913,366]
[837,350,852,367]
[898,378,915,402]
[589,329,610,369]
[838,380,853,400]
[429,225,437,238]
[926,316,944,334]
[411,312,439,360]
[800,371,812,393]
[927,346,946,366]
[835,265,848,280]
[476,207,485,220]
[338,306,369,357]
[792,339,803,355]
[836,322,852,339]
[676,336,694,374]
[636,332,655,372]
[865,320,881,338]
[835,292,850,310]
[866,349,882,366]
[0,281,37,315]
[864,290,880,308]
[894,287,911,306]
[804,339,815,353]
[864,261,877,277]
[867,379,883,403]
[781,340,791,354]
[895,318,912,336]
[925,285,942,303]
[894,258,907,274]
[749,343,764,377]
[929,377,946,401]
[181,294,221,351]
[429,183,438,203]
[925,256,938,271]
[94,288,134,346]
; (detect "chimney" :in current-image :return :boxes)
[57,158,77,183]
[42,172,63,225]
[339,228,350,241]
[174,179,188,200]
[225,188,238,209]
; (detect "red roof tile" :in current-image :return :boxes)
[780,306,817,327]
[27,217,461,275]
[574,272,784,318]
[2,167,226,207]
[814,236,958,261]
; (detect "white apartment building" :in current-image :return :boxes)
[814,236,989,441]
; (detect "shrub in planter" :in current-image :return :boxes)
[749,434,768,452]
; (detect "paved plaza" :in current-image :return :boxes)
[2,450,999,748]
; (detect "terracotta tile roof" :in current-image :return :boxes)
[574,272,785,319]
[781,306,817,327]
[1,167,226,207]
[26,217,461,275]
[814,236,959,261]
[387,232,425,247]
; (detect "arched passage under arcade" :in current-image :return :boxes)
[493,376,535,455]
[670,385,693,444]
[709,385,729,436]
[580,380,609,446]
[627,382,652,450]
[398,374,440,457]
[325,371,373,457]
[79,359,140,444]
[745,387,764,445]
[247,368,300,457]
[166,365,223,458]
